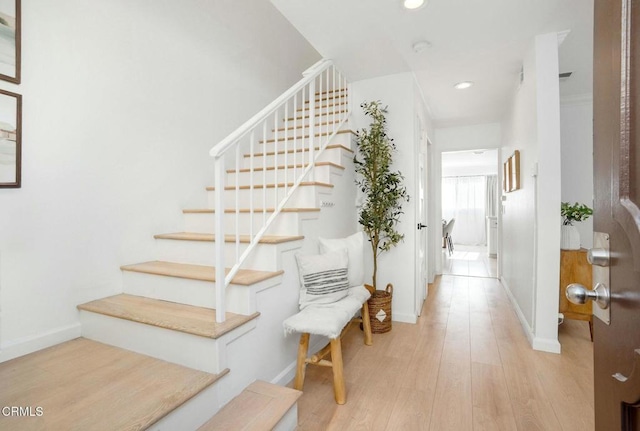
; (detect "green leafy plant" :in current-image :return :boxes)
[354,101,409,289]
[561,202,593,225]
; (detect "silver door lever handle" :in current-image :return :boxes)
[566,283,610,309]
[587,248,610,266]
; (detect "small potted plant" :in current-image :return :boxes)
[354,101,409,333]
[560,202,593,250]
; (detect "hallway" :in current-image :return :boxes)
[442,244,498,278]
[294,275,594,430]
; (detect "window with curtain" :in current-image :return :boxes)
[442,175,495,245]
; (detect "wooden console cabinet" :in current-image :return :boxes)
[559,249,593,340]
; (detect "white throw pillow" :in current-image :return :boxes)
[318,232,365,287]
[295,248,350,309]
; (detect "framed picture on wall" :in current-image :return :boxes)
[0,0,20,84]
[510,150,520,191]
[502,150,521,193]
[0,89,22,188]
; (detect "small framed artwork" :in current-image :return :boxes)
[509,150,520,191]
[0,0,20,84]
[503,157,512,192]
[503,150,521,193]
[0,89,22,188]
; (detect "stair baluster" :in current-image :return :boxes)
[209,59,350,322]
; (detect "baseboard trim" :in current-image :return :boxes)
[0,323,81,363]
[499,276,534,346]
[532,337,562,354]
[272,337,326,387]
[393,312,417,324]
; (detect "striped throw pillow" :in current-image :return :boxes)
[296,248,350,309]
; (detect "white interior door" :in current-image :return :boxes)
[415,124,428,316]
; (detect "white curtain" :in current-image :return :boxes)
[442,176,487,245]
[485,175,498,218]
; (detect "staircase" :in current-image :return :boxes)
[2,60,356,430]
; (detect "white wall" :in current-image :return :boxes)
[351,72,426,324]
[441,158,498,177]
[560,98,594,249]
[435,123,502,151]
[501,33,562,354]
[0,0,320,360]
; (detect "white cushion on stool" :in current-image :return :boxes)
[283,285,371,339]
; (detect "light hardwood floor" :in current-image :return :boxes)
[294,275,594,431]
[442,244,498,278]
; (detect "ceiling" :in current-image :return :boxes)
[270,0,594,128]
[442,149,498,176]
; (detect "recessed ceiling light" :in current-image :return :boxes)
[412,40,432,53]
[454,81,474,90]
[403,0,426,10]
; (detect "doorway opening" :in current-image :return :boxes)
[441,149,499,278]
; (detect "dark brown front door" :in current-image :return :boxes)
[594,0,640,429]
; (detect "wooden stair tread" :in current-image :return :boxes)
[120,261,283,285]
[315,88,348,95]
[297,101,348,112]
[0,338,228,431]
[244,143,353,157]
[198,380,301,431]
[259,129,354,144]
[305,94,347,103]
[286,109,348,121]
[183,207,320,214]
[154,232,304,244]
[273,120,343,132]
[78,294,259,338]
[206,181,334,191]
[227,161,344,173]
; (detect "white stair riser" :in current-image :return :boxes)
[154,238,302,271]
[257,132,354,154]
[150,383,222,431]
[310,93,348,103]
[79,310,221,374]
[183,210,318,236]
[226,164,332,187]
[273,120,349,138]
[273,405,299,431]
[242,151,313,172]
[286,109,349,124]
[297,103,348,115]
[122,270,219,308]
[243,146,349,168]
[121,271,278,314]
[281,116,345,129]
[207,184,325,209]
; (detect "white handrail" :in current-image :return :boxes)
[209,59,332,158]
[209,59,349,323]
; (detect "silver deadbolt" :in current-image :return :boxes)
[587,248,610,267]
[566,282,610,309]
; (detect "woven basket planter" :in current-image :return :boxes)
[367,283,393,333]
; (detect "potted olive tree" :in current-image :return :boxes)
[560,201,593,250]
[354,101,409,333]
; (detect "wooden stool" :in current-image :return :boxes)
[284,285,373,404]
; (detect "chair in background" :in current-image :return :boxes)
[443,218,456,256]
